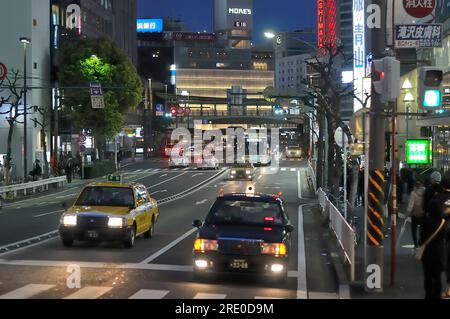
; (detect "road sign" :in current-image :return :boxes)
[395,24,442,49]
[79,134,87,143]
[90,83,105,109]
[156,104,164,116]
[334,127,349,148]
[0,63,7,81]
[79,144,86,153]
[403,0,436,18]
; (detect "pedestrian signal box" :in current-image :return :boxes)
[405,139,432,165]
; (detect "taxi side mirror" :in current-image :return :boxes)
[285,225,294,233]
[192,220,203,228]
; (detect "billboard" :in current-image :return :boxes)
[353,0,365,113]
[137,19,163,33]
[395,24,443,48]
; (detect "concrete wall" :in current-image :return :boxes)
[0,0,50,179]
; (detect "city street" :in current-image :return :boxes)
[0,159,340,299]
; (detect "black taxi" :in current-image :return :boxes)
[192,192,293,282]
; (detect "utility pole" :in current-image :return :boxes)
[365,0,387,293]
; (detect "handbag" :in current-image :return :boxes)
[415,218,445,261]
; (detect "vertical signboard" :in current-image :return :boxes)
[353,0,365,113]
[317,0,325,49]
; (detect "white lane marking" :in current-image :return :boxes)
[37,202,48,206]
[258,175,262,180]
[55,194,74,199]
[281,168,287,171]
[254,296,284,299]
[297,169,307,299]
[192,173,203,178]
[34,210,64,218]
[146,172,187,189]
[159,174,168,178]
[0,284,55,299]
[139,228,197,264]
[195,199,208,205]
[149,190,167,195]
[64,286,112,299]
[290,168,297,172]
[193,293,226,299]
[133,169,143,173]
[129,289,170,299]
[0,230,59,253]
[297,169,303,199]
[126,175,137,179]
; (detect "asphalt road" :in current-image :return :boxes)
[0,158,338,299]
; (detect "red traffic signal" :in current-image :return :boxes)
[170,106,178,116]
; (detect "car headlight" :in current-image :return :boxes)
[246,170,251,175]
[108,217,126,228]
[231,170,236,174]
[194,238,218,252]
[62,215,77,227]
[261,243,287,256]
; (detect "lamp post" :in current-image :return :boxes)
[264,31,318,52]
[20,37,31,181]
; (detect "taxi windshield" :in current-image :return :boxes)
[232,163,253,168]
[75,187,134,207]
[287,146,300,150]
[206,199,283,226]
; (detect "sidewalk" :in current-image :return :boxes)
[349,202,426,299]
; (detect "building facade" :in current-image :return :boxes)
[0,0,51,180]
[275,54,310,91]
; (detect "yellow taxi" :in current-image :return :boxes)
[229,162,255,181]
[58,179,158,248]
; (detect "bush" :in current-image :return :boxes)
[83,160,116,179]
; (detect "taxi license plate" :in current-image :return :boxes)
[230,259,248,269]
[86,231,98,239]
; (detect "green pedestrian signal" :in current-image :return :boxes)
[405,139,432,165]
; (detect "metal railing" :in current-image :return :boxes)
[317,187,356,282]
[0,176,67,200]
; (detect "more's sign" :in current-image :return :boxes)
[395,24,442,48]
[406,139,433,165]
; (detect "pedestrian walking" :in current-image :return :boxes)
[419,174,447,299]
[29,159,42,181]
[406,180,426,249]
[65,152,74,183]
[423,171,443,214]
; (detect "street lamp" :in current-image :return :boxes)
[264,30,318,52]
[20,37,31,181]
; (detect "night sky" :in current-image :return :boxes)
[137,0,317,44]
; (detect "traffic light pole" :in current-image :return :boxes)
[365,0,386,293]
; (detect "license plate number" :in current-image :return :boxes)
[230,259,248,269]
[86,231,98,239]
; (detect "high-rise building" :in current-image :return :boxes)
[276,54,310,92]
[214,0,253,49]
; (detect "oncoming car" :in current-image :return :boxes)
[229,163,255,180]
[58,181,158,248]
[191,192,294,282]
[285,146,302,158]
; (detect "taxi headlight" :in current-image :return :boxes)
[261,243,287,256]
[194,239,218,252]
[62,215,77,227]
[246,170,251,175]
[108,217,125,228]
[231,170,237,174]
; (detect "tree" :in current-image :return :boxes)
[301,42,371,199]
[31,104,51,178]
[58,37,143,159]
[0,70,29,184]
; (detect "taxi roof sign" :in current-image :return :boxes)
[107,174,123,183]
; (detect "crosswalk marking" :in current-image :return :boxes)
[290,168,297,172]
[281,168,287,171]
[0,284,54,299]
[129,289,170,299]
[193,293,227,299]
[63,286,113,299]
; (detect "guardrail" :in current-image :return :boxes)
[318,187,356,282]
[0,176,67,201]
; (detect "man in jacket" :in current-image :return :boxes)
[407,180,426,249]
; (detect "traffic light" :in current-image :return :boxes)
[372,57,400,103]
[170,106,178,117]
[418,67,444,111]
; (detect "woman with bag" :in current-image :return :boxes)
[407,180,426,249]
[419,174,448,299]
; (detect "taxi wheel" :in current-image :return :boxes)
[144,219,154,239]
[124,226,136,248]
[61,238,73,247]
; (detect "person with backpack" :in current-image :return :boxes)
[29,159,42,181]
[407,180,426,249]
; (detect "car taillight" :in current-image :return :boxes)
[264,217,275,222]
[261,243,287,256]
[194,239,218,252]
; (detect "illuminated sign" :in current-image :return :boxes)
[173,32,215,42]
[406,139,432,165]
[395,24,443,48]
[317,0,337,50]
[353,0,365,113]
[137,19,163,33]
[228,8,252,15]
[317,0,325,48]
[170,64,176,86]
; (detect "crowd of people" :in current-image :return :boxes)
[404,170,450,299]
